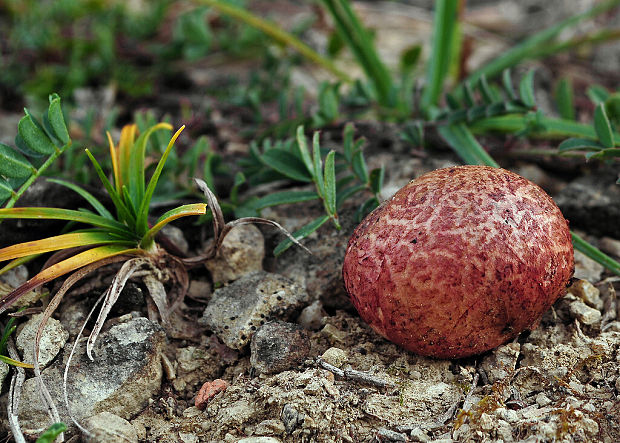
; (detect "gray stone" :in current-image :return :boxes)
[569,300,602,325]
[205,224,265,284]
[409,427,430,442]
[254,419,286,436]
[250,321,310,375]
[376,427,408,441]
[160,224,189,255]
[83,411,138,443]
[201,271,309,349]
[16,313,69,368]
[0,265,28,288]
[281,403,304,434]
[480,342,520,384]
[60,298,91,337]
[535,393,552,407]
[17,317,165,437]
[0,265,39,309]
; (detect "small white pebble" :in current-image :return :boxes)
[321,347,347,368]
[536,393,552,407]
[569,300,601,325]
[495,407,519,424]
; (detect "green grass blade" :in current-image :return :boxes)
[196,0,351,82]
[274,214,330,256]
[0,355,33,368]
[438,123,500,167]
[323,150,337,217]
[0,207,131,236]
[572,232,620,276]
[136,126,185,237]
[0,254,40,277]
[141,203,206,249]
[421,0,459,110]
[555,77,575,120]
[470,115,620,140]
[128,123,173,209]
[261,149,313,183]
[296,126,314,177]
[46,178,114,219]
[85,149,134,227]
[252,190,319,210]
[594,103,615,148]
[320,0,393,106]
[462,0,620,86]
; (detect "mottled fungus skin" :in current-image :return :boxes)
[343,166,574,359]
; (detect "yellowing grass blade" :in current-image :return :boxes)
[136,126,186,236]
[0,231,130,262]
[108,131,121,194]
[0,355,34,369]
[0,207,131,234]
[0,245,140,314]
[140,203,206,249]
[119,124,137,193]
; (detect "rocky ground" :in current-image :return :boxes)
[1,143,619,442]
[0,0,619,442]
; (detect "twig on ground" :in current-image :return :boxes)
[316,357,396,389]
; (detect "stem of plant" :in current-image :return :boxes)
[0,142,72,225]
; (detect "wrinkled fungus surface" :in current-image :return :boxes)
[343,166,574,358]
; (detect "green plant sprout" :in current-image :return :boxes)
[34,422,67,443]
[0,120,208,318]
[0,94,71,211]
[233,124,384,254]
